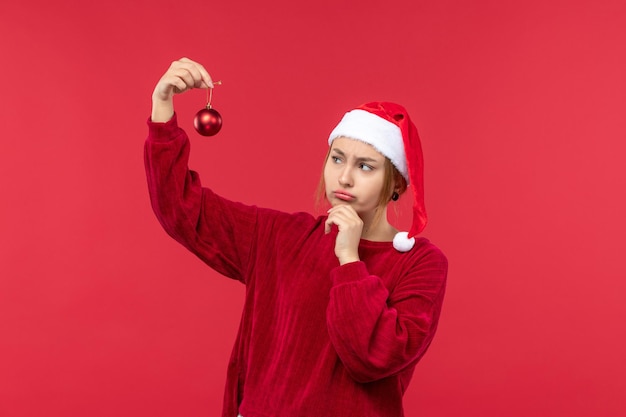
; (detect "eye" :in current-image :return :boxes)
[359,163,373,171]
[331,156,342,164]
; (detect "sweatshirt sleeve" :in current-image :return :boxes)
[144,114,257,283]
[326,246,447,383]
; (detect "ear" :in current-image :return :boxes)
[394,172,408,195]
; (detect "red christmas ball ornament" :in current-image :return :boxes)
[193,81,223,137]
[194,107,222,136]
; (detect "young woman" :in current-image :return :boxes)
[145,57,447,417]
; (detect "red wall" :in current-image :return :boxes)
[1,1,625,416]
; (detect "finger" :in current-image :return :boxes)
[175,58,213,88]
[325,217,332,234]
[326,205,350,216]
[328,204,357,213]
[169,60,202,84]
[326,206,342,232]
[180,62,207,89]
[169,67,198,90]
[327,211,352,230]
[194,61,214,88]
[170,77,187,94]
[328,206,360,223]
[325,213,346,234]
[155,74,188,97]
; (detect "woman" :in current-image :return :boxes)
[145,57,447,417]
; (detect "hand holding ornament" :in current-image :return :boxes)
[151,57,214,123]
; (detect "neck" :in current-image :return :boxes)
[360,207,398,242]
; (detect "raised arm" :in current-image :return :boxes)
[145,59,256,282]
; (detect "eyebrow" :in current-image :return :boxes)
[331,148,380,163]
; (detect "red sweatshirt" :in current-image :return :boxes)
[144,114,448,417]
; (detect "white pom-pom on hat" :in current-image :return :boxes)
[393,232,416,252]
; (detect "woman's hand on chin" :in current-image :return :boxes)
[325,205,363,265]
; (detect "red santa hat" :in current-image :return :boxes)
[328,102,426,252]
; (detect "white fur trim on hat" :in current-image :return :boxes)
[393,231,416,252]
[328,109,408,182]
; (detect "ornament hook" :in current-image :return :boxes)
[206,80,223,109]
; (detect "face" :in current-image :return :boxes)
[324,137,388,218]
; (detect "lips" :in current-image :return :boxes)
[333,190,355,201]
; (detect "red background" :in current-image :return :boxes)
[1,0,625,416]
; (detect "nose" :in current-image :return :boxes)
[338,165,353,187]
